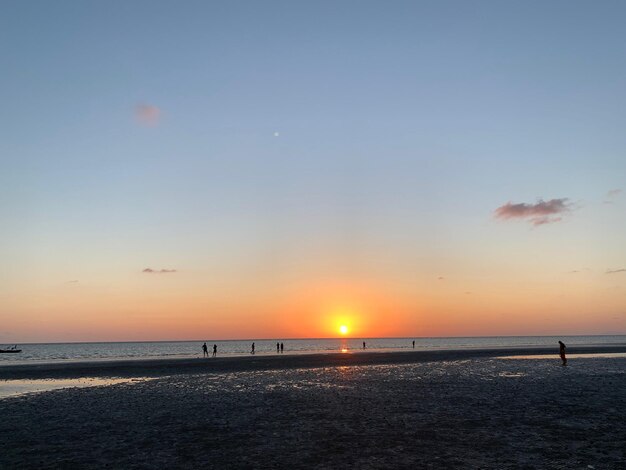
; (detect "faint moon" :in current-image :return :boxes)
[274,132,279,137]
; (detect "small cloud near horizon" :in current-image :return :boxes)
[604,188,622,204]
[494,198,571,226]
[437,276,445,280]
[135,104,161,126]
[143,268,177,274]
[606,268,626,274]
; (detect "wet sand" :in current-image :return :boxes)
[1,350,626,469]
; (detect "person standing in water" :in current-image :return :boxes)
[251,342,255,354]
[559,341,567,366]
[363,341,366,349]
[276,342,280,353]
[212,344,217,357]
[280,342,284,353]
[412,340,415,349]
[202,342,208,357]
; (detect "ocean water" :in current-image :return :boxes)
[1,335,625,365]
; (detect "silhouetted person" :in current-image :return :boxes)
[202,342,208,357]
[280,342,284,353]
[363,341,366,349]
[412,340,415,349]
[277,342,280,353]
[559,341,567,366]
[212,344,217,357]
[251,342,255,354]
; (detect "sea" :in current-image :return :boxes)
[2,335,625,365]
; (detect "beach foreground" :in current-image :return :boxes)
[1,354,625,469]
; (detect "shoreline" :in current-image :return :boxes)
[2,344,626,380]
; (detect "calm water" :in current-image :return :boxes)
[2,336,625,365]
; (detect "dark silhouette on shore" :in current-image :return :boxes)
[363,341,366,349]
[251,342,255,354]
[559,341,567,366]
[202,342,208,357]
[212,344,217,357]
[412,340,415,349]
[276,342,280,353]
[280,342,284,353]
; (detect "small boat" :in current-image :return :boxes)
[0,348,21,353]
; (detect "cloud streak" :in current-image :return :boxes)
[135,104,161,126]
[604,188,622,204]
[143,268,177,274]
[494,198,571,226]
[606,268,626,274]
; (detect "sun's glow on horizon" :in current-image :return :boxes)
[339,325,349,335]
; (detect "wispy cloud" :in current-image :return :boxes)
[604,188,622,204]
[494,198,571,226]
[606,268,626,274]
[143,268,177,274]
[135,104,161,126]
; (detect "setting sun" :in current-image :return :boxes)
[339,325,349,335]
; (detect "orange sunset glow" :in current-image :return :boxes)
[4,262,625,343]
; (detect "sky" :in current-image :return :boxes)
[1,0,625,342]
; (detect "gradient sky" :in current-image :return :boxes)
[1,0,625,342]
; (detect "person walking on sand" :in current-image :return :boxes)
[202,342,208,357]
[363,341,366,349]
[559,341,567,366]
[412,340,415,349]
[212,344,217,357]
[251,342,255,354]
[276,342,280,353]
[280,342,284,353]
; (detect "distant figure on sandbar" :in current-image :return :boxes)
[251,342,255,354]
[277,342,280,353]
[412,340,415,349]
[559,341,567,366]
[280,342,284,353]
[212,344,217,357]
[202,342,208,357]
[363,341,366,349]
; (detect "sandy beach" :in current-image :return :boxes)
[2,349,626,469]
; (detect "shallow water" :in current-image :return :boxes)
[2,335,625,365]
[499,352,626,360]
[0,377,151,399]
